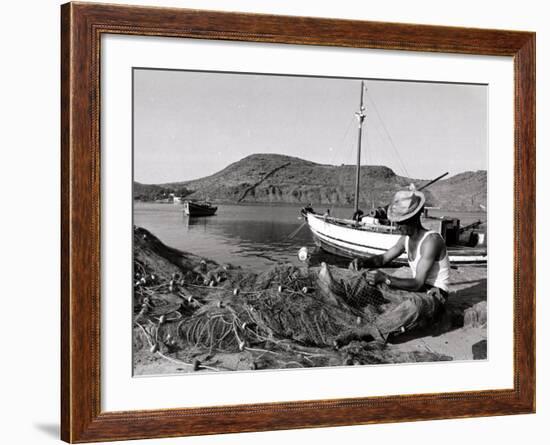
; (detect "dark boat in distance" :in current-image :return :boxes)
[183,200,218,217]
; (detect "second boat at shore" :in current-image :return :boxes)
[183,200,218,217]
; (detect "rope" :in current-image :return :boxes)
[366,91,411,178]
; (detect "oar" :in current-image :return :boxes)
[418,172,449,191]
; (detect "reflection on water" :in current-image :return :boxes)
[134,202,486,272]
[134,202,317,270]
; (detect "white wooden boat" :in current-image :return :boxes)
[302,210,487,264]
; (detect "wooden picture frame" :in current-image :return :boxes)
[61,2,535,442]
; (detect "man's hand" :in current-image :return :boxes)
[374,270,387,285]
[370,270,388,286]
[349,260,388,285]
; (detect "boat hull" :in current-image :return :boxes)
[304,211,487,264]
[183,201,218,217]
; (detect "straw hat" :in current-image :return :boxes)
[387,185,426,223]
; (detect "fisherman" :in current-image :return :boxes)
[340,186,451,344]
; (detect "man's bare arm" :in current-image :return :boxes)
[376,234,441,291]
[350,236,406,269]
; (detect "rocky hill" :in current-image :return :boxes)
[135,153,486,211]
[427,170,487,211]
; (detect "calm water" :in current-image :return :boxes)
[134,202,486,271]
[134,202,317,270]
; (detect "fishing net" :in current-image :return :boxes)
[134,260,402,362]
[132,227,451,371]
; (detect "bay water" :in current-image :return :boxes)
[134,202,485,272]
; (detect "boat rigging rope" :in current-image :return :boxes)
[327,115,357,217]
[366,91,411,178]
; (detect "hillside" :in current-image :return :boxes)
[136,153,486,211]
[428,170,487,211]
[133,182,192,202]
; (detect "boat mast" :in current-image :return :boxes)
[354,81,366,214]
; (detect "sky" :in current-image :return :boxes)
[133,69,487,184]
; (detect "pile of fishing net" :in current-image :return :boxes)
[132,226,451,371]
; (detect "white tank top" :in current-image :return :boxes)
[406,230,450,292]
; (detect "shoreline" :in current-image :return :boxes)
[135,199,488,214]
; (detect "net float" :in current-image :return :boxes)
[297,246,309,262]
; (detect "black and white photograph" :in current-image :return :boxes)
[132,69,488,376]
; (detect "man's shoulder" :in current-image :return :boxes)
[426,231,444,242]
[422,232,446,253]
